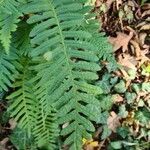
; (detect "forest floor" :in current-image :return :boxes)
[0,0,150,150]
[84,0,150,149]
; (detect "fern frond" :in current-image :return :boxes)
[7,56,59,148]
[7,58,37,134]
[0,44,19,92]
[33,105,59,149]
[0,0,23,53]
[80,12,118,72]
[90,34,118,72]
[22,0,103,149]
[13,22,33,56]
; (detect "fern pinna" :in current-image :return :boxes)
[0,0,116,149]
[0,0,24,54]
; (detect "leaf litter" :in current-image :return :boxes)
[83,0,150,149]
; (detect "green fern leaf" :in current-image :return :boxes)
[13,22,33,56]
[90,34,118,72]
[7,58,37,134]
[33,105,59,149]
[7,56,59,148]
[22,0,103,149]
[0,44,19,91]
[0,0,22,53]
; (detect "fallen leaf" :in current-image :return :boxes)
[145,94,150,103]
[142,3,150,10]
[139,32,147,46]
[137,51,149,67]
[109,32,133,52]
[122,111,135,126]
[0,138,9,150]
[83,138,99,150]
[136,91,147,102]
[95,0,101,7]
[112,94,124,103]
[118,53,138,79]
[130,40,141,57]
[136,21,146,28]
[125,26,137,35]
[89,141,99,147]
[98,140,106,150]
[142,10,150,18]
[118,54,138,70]
[120,69,130,79]
[125,79,132,88]
[94,127,102,139]
[106,0,115,9]
[9,119,17,130]
[127,0,137,9]
[140,23,150,30]
[142,45,150,53]
[107,111,121,132]
[0,138,9,146]
[116,0,122,10]
[96,0,114,9]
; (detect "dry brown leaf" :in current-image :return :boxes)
[120,69,130,79]
[9,119,17,130]
[118,53,139,79]
[116,0,122,10]
[145,94,150,102]
[136,21,147,28]
[142,3,150,10]
[142,10,150,18]
[136,91,148,102]
[106,0,115,9]
[112,94,123,103]
[118,54,138,70]
[125,26,137,35]
[83,139,99,150]
[98,140,106,150]
[123,111,135,126]
[130,40,141,57]
[83,142,99,150]
[139,32,147,45]
[128,0,138,9]
[0,138,9,150]
[0,138,9,146]
[96,0,114,9]
[137,50,149,67]
[109,32,133,52]
[140,23,150,30]
[126,79,132,88]
[142,45,150,52]
[94,127,102,139]
[95,0,102,7]
[107,111,120,132]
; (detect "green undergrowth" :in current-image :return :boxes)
[0,0,149,150]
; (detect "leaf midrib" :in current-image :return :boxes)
[48,1,76,91]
